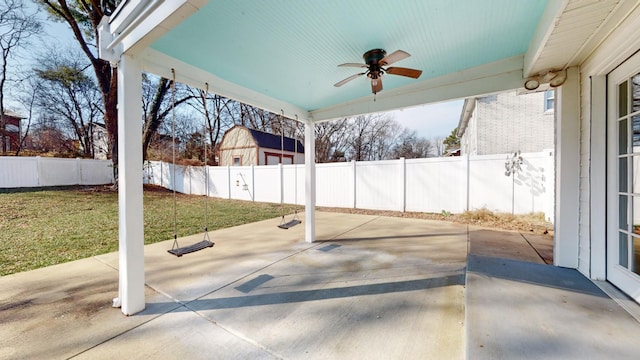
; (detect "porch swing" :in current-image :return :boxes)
[277,111,301,230]
[168,71,215,256]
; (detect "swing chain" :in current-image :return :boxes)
[170,68,179,250]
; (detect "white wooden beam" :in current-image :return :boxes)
[139,48,311,123]
[114,54,146,315]
[554,66,580,269]
[310,55,525,123]
[523,0,569,77]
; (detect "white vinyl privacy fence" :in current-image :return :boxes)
[0,157,114,188]
[144,150,555,220]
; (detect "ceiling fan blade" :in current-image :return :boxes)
[386,67,423,79]
[334,73,365,87]
[371,78,383,94]
[379,50,410,66]
[338,63,368,68]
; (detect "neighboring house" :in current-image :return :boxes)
[457,90,555,155]
[1,110,25,153]
[218,125,304,166]
[88,122,109,160]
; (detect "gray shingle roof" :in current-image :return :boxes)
[246,128,304,153]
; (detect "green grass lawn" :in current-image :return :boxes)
[0,186,301,276]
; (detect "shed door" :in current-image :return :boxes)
[607,50,640,301]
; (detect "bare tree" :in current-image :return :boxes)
[34,48,102,158]
[431,136,445,157]
[14,74,40,155]
[189,88,235,157]
[0,0,41,155]
[315,119,351,162]
[37,0,119,173]
[141,74,196,161]
[390,129,434,159]
[346,113,397,161]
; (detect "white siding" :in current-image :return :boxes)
[575,4,640,279]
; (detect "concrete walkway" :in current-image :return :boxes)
[1,212,640,359]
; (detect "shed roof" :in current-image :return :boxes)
[223,125,304,153]
[247,127,304,154]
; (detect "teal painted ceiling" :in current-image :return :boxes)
[151,0,548,111]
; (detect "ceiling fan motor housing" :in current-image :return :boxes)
[364,49,386,79]
[363,49,387,65]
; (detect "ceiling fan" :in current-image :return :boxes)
[334,49,422,95]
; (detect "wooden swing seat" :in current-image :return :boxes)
[168,239,214,257]
[278,219,301,229]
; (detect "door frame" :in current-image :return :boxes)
[606,50,640,302]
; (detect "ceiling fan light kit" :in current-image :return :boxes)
[334,48,423,95]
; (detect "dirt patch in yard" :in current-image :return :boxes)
[317,207,553,236]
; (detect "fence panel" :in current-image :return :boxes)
[3,154,555,219]
[406,157,466,213]
[468,152,553,215]
[0,157,39,187]
[316,162,354,208]
[0,157,112,188]
[38,158,79,186]
[187,166,207,195]
[355,160,403,211]
[230,166,255,201]
[207,166,230,198]
[468,155,513,212]
[79,159,114,185]
[282,164,304,205]
[253,165,281,203]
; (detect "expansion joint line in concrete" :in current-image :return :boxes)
[518,232,546,263]
[323,216,382,241]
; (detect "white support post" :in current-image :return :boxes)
[554,66,580,269]
[589,75,607,279]
[114,54,145,315]
[304,120,316,243]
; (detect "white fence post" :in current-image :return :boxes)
[400,157,406,212]
[352,160,357,208]
[227,165,231,199]
[251,164,255,202]
[76,158,82,185]
[279,163,284,205]
[36,156,42,186]
[465,154,470,212]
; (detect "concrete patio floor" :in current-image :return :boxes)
[1,212,640,359]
